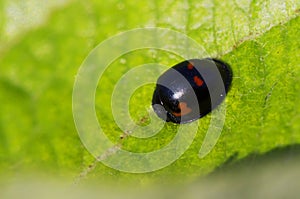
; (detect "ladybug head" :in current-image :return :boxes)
[152,84,180,122]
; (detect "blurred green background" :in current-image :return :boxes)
[0,0,300,198]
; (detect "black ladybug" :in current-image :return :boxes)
[152,58,232,124]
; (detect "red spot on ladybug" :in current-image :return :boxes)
[193,76,204,86]
[172,102,192,117]
[187,62,194,70]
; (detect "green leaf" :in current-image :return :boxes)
[0,0,299,186]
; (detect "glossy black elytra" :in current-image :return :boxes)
[152,58,232,124]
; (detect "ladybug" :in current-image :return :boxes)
[152,58,232,124]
